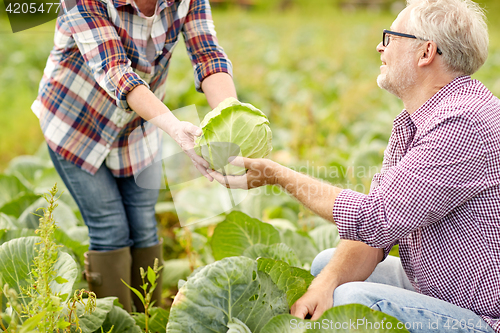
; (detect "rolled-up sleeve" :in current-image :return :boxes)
[333,189,399,260]
[333,116,487,258]
[63,0,149,110]
[182,0,233,92]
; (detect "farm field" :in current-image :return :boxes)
[0,1,500,331]
[2,2,500,181]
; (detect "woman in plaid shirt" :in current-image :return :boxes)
[32,0,236,311]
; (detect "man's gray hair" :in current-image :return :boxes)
[405,0,488,76]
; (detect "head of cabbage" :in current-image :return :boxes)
[194,98,272,175]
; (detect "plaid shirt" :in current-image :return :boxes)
[32,0,232,176]
[333,76,500,332]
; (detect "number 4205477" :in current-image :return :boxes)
[5,2,61,14]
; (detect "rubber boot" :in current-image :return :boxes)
[83,247,132,312]
[131,240,164,312]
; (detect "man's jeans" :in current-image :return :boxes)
[49,146,160,251]
[311,248,495,333]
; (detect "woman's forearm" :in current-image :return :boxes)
[201,72,237,108]
[127,72,237,134]
[126,84,180,137]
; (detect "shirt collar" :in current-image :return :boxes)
[392,109,411,127]
[392,109,411,128]
[111,0,133,8]
[410,75,472,128]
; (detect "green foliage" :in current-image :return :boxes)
[166,256,289,333]
[98,306,141,333]
[69,296,113,332]
[211,211,281,260]
[0,185,146,333]
[0,175,30,208]
[0,194,41,219]
[161,259,200,290]
[167,211,408,331]
[210,211,332,270]
[0,283,37,332]
[68,296,143,333]
[308,224,341,252]
[0,18,48,169]
[0,185,86,331]
[0,129,404,333]
[243,243,300,266]
[0,177,406,332]
[280,229,319,266]
[226,317,252,333]
[122,259,163,333]
[0,152,88,268]
[5,155,53,190]
[133,307,169,333]
[256,258,313,308]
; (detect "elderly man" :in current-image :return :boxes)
[209,0,500,331]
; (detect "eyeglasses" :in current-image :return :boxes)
[383,29,442,55]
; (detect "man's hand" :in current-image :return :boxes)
[210,156,341,223]
[291,285,335,320]
[209,156,280,189]
[291,241,384,320]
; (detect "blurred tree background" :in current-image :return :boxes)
[0,0,499,189]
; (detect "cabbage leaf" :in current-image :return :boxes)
[166,256,288,333]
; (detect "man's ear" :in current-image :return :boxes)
[418,41,439,67]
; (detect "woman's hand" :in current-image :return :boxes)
[209,156,280,189]
[126,86,214,181]
[169,121,213,182]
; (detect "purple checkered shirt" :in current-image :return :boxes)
[333,76,500,332]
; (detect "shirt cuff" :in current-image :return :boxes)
[333,189,366,241]
[194,57,233,93]
[333,189,397,262]
[382,240,398,261]
[116,71,150,111]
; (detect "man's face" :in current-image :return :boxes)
[377,7,419,98]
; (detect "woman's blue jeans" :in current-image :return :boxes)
[311,248,495,333]
[48,146,160,251]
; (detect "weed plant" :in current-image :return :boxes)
[0,184,98,332]
[122,259,163,333]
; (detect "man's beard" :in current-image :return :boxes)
[377,53,417,99]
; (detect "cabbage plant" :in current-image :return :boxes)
[194,98,272,175]
[166,212,409,333]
